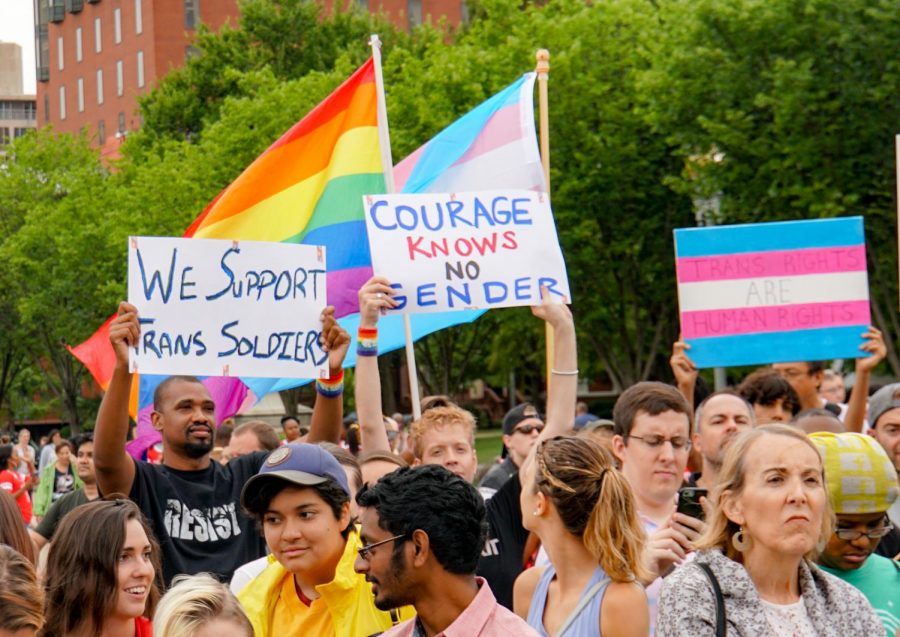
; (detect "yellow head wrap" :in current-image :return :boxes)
[810,432,899,514]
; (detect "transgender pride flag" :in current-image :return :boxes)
[674,217,870,368]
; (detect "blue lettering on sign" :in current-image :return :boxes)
[137,318,206,358]
[219,321,326,365]
[136,247,178,303]
[371,196,536,232]
[206,246,325,302]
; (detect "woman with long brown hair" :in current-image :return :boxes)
[42,498,161,637]
[514,436,650,636]
[0,486,35,564]
[0,544,44,636]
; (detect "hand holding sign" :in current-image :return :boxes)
[110,302,141,369]
[319,306,351,374]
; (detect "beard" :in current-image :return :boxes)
[372,547,411,611]
[183,439,213,458]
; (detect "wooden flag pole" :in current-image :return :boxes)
[536,49,555,394]
[370,34,422,419]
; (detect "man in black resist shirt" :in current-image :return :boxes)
[94,301,349,586]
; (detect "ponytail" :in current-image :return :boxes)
[583,468,650,583]
[534,436,650,583]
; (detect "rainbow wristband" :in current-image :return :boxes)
[357,327,378,357]
[316,369,344,397]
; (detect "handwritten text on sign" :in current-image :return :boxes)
[127,236,328,378]
[363,190,571,313]
[674,217,870,368]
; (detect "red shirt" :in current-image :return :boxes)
[134,616,152,637]
[0,469,31,523]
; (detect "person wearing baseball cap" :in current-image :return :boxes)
[812,432,900,636]
[477,404,544,500]
[236,443,412,636]
[867,383,900,531]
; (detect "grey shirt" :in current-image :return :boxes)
[657,549,882,636]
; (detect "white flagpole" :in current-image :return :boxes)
[369,34,423,420]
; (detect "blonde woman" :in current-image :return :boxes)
[153,574,252,637]
[514,436,649,636]
[658,424,882,636]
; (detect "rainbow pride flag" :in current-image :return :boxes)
[71,65,547,455]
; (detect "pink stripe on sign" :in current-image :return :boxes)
[681,300,870,339]
[676,245,866,283]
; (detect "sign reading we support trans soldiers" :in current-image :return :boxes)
[127,236,328,379]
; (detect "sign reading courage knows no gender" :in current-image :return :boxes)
[127,236,329,379]
[674,217,870,368]
[363,190,571,313]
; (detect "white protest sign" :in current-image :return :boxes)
[127,236,328,378]
[363,190,570,313]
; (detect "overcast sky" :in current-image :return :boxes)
[0,0,37,94]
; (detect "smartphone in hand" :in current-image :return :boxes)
[677,487,707,521]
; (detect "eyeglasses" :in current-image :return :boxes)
[513,423,545,435]
[627,434,692,451]
[834,522,894,542]
[357,534,406,561]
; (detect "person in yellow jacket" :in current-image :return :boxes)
[238,442,412,636]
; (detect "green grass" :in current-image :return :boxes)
[475,429,504,464]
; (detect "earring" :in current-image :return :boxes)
[532,510,539,516]
[732,526,751,552]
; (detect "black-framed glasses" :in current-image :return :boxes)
[834,521,894,542]
[627,434,692,451]
[513,423,545,435]
[357,534,406,561]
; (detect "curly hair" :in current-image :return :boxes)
[356,465,487,574]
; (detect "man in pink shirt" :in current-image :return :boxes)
[355,465,539,637]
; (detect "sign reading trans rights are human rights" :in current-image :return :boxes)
[127,236,329,379]
[674,217,870,368]
[363,190,571,313]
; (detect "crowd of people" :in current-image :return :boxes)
[0,275,898,636]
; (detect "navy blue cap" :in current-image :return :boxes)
[241,443,350,510]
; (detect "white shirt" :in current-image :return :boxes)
[760,598,817,637]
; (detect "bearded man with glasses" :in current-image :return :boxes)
[812,432,900,637]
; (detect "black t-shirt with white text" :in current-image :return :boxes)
[476,472,528,610]
[128,452,268,585]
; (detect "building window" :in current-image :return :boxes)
[184,0,198,29]
[43,94,50,122]
[135,0,143,34]
[14,127,30,138]
[97,119,105,145]
[94,17,102,53]
[407,0,422,28]
[114,8,122,44]
[75,27,82,62]
[96,68,104,104]
[57,35,64,70]
[136,51,144,87]
[59,85,66,120]
[77,77,84,112]
[116,60,123,96]
[185,45,199,60]
[117,111,125,134]
[0,128,9,146]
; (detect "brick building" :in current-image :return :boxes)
[34,0,241,157]
[34,0,465,158]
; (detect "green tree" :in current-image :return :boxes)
[642,0,900,374]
